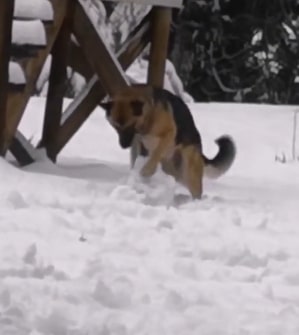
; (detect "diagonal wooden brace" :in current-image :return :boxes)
[72,0,129,95]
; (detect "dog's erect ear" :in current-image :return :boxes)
[99,101,113,116]
[130,100,144,116]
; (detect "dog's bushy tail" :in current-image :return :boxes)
[203,135,236,179]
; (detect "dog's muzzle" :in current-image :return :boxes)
[117,125,136,149]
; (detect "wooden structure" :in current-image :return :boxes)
[0,0,182,165]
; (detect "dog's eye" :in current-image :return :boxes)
[100,101,113,117]
[131,100,144,116]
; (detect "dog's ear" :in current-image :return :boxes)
[100,101,113,116]
[130,100,144,116]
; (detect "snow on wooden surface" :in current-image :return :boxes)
[12,20,47,46]
[9,62,26,84]
[14,0,54,21]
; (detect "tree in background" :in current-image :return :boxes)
[170,0,299,104]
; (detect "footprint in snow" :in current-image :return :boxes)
[93,277,133,309]
[6,191,28,209]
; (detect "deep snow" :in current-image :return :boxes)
[0,97,299,334]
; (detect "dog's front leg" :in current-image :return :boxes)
[140,132,174,177]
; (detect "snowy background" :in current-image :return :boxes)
[2,0,299,334]
[2,86,299,334]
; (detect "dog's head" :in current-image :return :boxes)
[100,97,150,149]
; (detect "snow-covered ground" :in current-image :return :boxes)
[1,97,299,335]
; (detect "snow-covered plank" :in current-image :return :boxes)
[9,61,26,85]
[12,20,47,47]
[14,0,54,21]
[102,0,182,8]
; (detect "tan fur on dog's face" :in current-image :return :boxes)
[100,96,150,149]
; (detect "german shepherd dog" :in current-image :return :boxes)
[100,84,236,199]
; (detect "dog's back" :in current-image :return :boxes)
[151,87,202,149]
[129,84,236,179]
[130,86,203,167]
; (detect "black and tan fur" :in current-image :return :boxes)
[100,84,236,199]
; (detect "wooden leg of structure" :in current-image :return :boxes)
[0,0,14,156]
[39,0,73,162]
[147,6,172,87]
[2,0,69,157]
[51,10,152,156]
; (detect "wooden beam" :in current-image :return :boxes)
[117,10,152,69]
[53,10,152,156]
[39,0,73,162]
[2,0,69,156]
[54,75,101,156]
[72,0,129,95]
[10,44,38,59]
[68,40,93,80]
[0,0,14,156]
[147,6,172,87]
[10,131,35,166]
[70,9,152,81]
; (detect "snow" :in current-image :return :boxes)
[0,93,297,334]
[35,56,87,97]
[12,20,47,46]
[9,61,26,85]
[4,2,299,332]
[36,56,52,94]
[14,0,54,21]
[60,75,99,125]
[79,0,115,50]
[109,2,151,46]
[127,59,194,102]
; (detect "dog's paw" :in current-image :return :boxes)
[140,161,157,177]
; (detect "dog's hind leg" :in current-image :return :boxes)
[161,149,182,181]
[181,146,204,199]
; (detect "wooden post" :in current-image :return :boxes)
[0,0,14,156]
[147,7,172,87]
[2,0,69,156]
[39,0,73,162]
